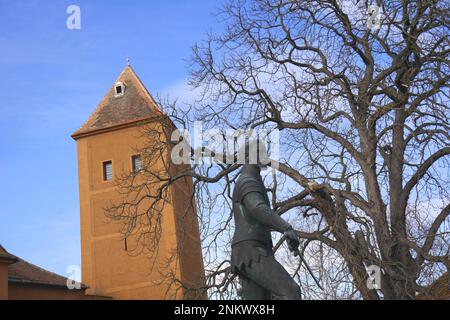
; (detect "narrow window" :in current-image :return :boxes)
[124,238,128,251]
[132,155,142,173]
[115,85,122,95]
[103,160,113,181]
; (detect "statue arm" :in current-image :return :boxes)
[242,191,292,233]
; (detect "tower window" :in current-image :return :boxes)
[114,81,125,97]
[132,155,142,173]
[103,161,113,181]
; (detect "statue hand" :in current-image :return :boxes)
[284,226,300,254]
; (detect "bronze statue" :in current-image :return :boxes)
[231,140,302,300]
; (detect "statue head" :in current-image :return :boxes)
[236,138,271,168]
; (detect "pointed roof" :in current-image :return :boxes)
[71,65,162,139]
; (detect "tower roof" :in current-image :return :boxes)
[71,65,162,139]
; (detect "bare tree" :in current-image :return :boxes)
[106,0,449,300]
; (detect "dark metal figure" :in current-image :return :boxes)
[231,141,302,300]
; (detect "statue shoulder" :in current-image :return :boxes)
[235,174,265,203]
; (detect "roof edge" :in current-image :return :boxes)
[71,116,160,140]
[126,65,161,114]
[8,277,88,289]
[0,245,19,265]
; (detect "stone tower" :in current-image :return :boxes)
[71,65,204,299]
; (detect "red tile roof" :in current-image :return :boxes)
[71,65,162,139]
[8,259,71,287]
[1,245,86,288]
[0,245,18,264]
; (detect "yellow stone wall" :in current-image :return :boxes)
[76,122,204,299]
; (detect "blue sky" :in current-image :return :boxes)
[0,0,221,278]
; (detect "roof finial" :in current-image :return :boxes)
[126,56,131,66]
